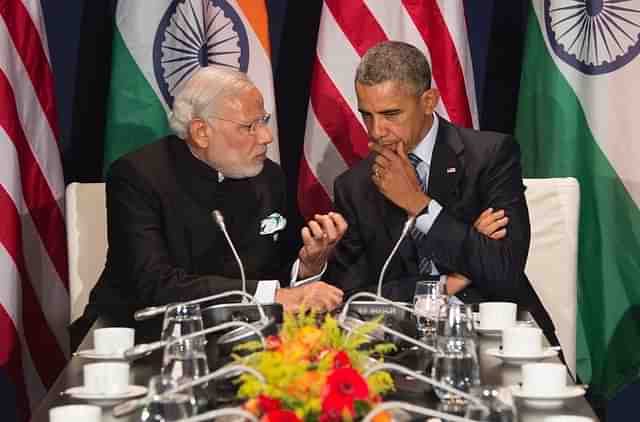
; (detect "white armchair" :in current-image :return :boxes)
[65,182,108,323]
[523,177,580,377]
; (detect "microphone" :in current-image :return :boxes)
[377,216,415,297]
[212,210,248,302]
[134,290,263,321]
[123,320,269,361]
[113,364,265,417]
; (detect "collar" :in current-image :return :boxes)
[411,113,439,166]
[186,143,225,182]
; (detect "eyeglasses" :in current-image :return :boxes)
[208,112,271,135]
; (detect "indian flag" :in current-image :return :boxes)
[104,0,279,171]
[516,0,640,402]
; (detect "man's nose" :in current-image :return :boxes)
[256,124,273,145]
[370,116,388,141]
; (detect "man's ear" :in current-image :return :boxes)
[189,118,210,149]
[420,88,440,115]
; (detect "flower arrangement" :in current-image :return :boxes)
[233,311,396,422]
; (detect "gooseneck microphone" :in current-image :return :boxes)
[212,209,248,303]
[377,216,416,297]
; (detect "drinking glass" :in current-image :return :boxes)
[413,280,447,338]
[161,303,204,341]
[436,302,476,341]
[140,375,197,422]
[431,336,481,404]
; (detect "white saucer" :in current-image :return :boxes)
[73,349,126,360]
[485,347,559,364]
[475,326,503,336]
[509,385,585,408]
[63,385,147,403]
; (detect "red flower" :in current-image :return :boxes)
[261,409,302,422]
[320,391,354,421]
[320,367,370,420]
[332,351,352,368]
[258,394,282,413]
[266,335,282,350]
[325,367,369,400]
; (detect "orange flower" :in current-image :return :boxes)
[288,370,326,400]
[371,410,392,422]
[295,326,324,349]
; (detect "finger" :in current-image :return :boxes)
[490,228,507,240]
[487,216,509,233]
[474,208,494,229]
[368,142,399,162]
[306,220,326,241]
[328,212,348,238]
[314,214,338,241]
[300,226,314,246]
[374,153,390,170]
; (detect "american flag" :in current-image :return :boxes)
[298,0,479,219]
[0,0,69,419]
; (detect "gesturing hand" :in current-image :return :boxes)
[298,212,347,278]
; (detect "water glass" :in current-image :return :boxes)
[140,375,197,422]
[436,302,476,341]
[431,337,481,404]
[161,303,204,341]
[413,280,447,337]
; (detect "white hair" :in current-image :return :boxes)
[168,66,254,140]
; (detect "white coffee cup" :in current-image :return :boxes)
[502,326,543,356]
[83,362,130,395]
[49,404,101,422]
[479,302,517,329]
[521,362,567,395]
[543,416,593,422]
[93,327,134,355]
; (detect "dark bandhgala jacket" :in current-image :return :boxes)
[77,135,297,336]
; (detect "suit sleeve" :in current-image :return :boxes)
[423,136,530,298]
[104,160,261,307]
[325,175,371,293]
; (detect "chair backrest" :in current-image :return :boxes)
[523,177,580,377]
[65,182,108,322]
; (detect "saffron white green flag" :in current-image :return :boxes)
[104,0,279,171]
[516,0,640,401]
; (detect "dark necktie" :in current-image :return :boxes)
[408,153,434,276]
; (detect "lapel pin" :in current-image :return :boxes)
[446,167,457,174]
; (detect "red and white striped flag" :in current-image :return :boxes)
[0,0,69,419]
[298,0,479,219]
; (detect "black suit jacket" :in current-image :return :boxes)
[326,119,556,343]
[81,136,297,328]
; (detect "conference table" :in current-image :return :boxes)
[31,317,599,422]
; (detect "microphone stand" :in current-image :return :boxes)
[212,210,248,303]
[123,320,267,361]
[377,216,415,296]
